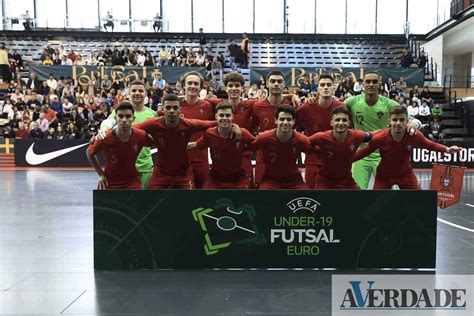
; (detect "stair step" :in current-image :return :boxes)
[444,128,468,134]
[442,119,462,126]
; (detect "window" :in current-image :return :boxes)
[255,0,284,33]
[287,0,315,33]
[131,0,161,32]
[163,0,191,32]
[376,0,406,34]
[347,0,376,34]
[316,0,345,34]
[3,0,34,31]
[68,0,99,29]
[36,0,66,28]
[408,0,437,34]
[224,0,253,33]
[194,0,222,32]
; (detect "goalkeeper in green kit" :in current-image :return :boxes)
[344,72,421,189]
[99,80,157,189]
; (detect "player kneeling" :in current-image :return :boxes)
[87,102,154,189]
[309,106,372,189]
[188,102,255,189]
[251,105,310,190]
[355,106,462,189]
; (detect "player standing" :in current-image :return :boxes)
[87,102,154,189]
[354,106,461,189]
[296,74,344,188]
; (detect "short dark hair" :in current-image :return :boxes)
[331,106,352,120]
[162,94,180,102]
[115,102,134,114]
[130,80,145,87]
[389,105,408,117]
[275,104,296,120]
[318,74,333,82]
[223,72,245,86]
[364,71,379,78]
[215,101,233,112]
[267,70,285,81]
[180,71,204,88]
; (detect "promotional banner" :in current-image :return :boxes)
[430,164,465,208]
[250,67,424,87]
[93,190,437,270]
[14,139,103,167]
[30,65,206,85]
[411,142,474,168]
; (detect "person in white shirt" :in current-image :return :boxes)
[418,101,431,124]
[46,75,58,91]
[10,89,24,104]
[61,55,73,65]
[353,79,363,95]
[407,101,419,119]
[136,51,146,66]
[157,46,169,66]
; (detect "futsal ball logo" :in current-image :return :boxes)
[192,198,265,255]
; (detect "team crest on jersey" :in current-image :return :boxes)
[263,118,269,127]
[235,141,241,149]
[376,111,385,119]
[199,108,204,114]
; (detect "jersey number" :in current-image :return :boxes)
[356,115,364,125]
[270,153,277,163]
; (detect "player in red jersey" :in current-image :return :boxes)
[251,71,298,186]
[296,74,344,188]
[355,106,462,189]
[189,102,255,189]
[134,94,218,189]
[308,106,372,189]
[179,71,216,189]
[86,102,154,189]
[251,105,310,189]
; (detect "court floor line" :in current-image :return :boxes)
[437,217,474,233]
[465,203,474,208]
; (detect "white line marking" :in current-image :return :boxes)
[437,217,474,233]
[466,203,474,208]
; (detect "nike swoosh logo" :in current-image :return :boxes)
[25,142,89,165]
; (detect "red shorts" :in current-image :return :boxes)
[258,176,308,190]
[149,167,195,190]
[108,179,142,190]
[374,172,421,190]
[203,176,250,189]
[314,174,359,190]
[191,160,209,189]
[304,164,321,189]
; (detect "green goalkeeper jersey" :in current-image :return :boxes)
[103,106,158,172]
[345,94,398,160]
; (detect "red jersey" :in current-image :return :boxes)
[355,129,447,178]
[309,130,370,181]
[87,127,153,188]
[251,97,293,133]
[296,99,345,164]
[180,99,215,161]
[134,117,216,175]
[251,129,310,182]
[196,127,255,182]
[207,98,256,131]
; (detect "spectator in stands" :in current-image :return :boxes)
[388,85,399,100]
[28,121,43,138]
[227,40,240,70]
[55,124,65,139]
[416,51,427,69]
[157,46,169,66]
[199,28,207,51]
[65,121,79,138]
[103,11,114,32]
[43,104,58,128]
[61,54,73,66]
[334,84,344,101]
[40,49,49,62]
[208,75,218,93]
[407,101,420,119]
[177,46,187,66]
[153,13,162,32]
[144,53,154,66]
[400,48,414,68]
[211,56,223,82]
[26,72,41,92]
[74,54,85,65]
[418,101,431,124]
[431,103,443,119]
[353,79,363,95]
[240,32,250,68]
[420,86,434,108]
[21,10,32,31]
[67,50,77,63]
[383,77,394,93]
[1,99,13,119]
[136,51,146,66]
[247,84,258,99]
[10,88,24,104]
[186,52,196,67]
[168,47,177,66]
[46,74,58,91]
[297,77,310,98]
[12,49,23,72]
[100,74,112,94]
[309,76,318,93]
[427,116,444,143]
[14,121,29,139]
[0,44,11,83]
[195,51,205,67]
[86,51,97,65]
[216,52,225,67]
[37,111,49,133]
[395,76,407,96]
[42,55,54,65]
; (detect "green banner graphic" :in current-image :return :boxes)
[30,65,206,85]
[250,67,424,87]
[93,190,437,270]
